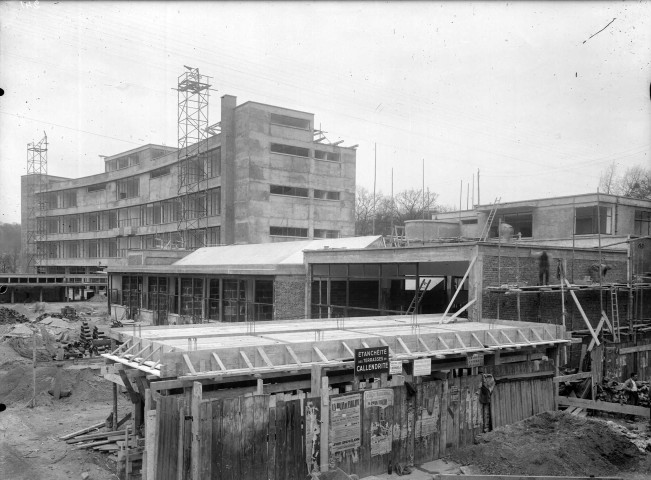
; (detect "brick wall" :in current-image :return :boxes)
[481,246,629,330]
[274,277,305,320]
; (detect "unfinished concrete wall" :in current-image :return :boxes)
[273,276,305,320]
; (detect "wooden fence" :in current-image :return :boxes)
[155,394,309,480]
[482,360,555,429]
[154,371,555,480]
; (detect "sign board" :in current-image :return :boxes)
[354,346,389,377]
[413,358,431,376]
[390,360,403,375]
[466,353,484,368]
[450,385,460,403]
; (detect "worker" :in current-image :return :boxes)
[623,372,639,406]
[539,251,550,286]
[479,373,495,432]
[623,372,640,421]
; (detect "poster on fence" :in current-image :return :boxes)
[365,389,394,457]
[329,394,361,454]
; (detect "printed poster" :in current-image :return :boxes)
[329,394,361,453]
[365,389,394,457]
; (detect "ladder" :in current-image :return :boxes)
[479,197,501,241]
[406,279,431,315]
[610,287,620,342]
[389,225,408,247]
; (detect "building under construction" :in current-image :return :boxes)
[11,68,357,303]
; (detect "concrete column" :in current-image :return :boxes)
[221,95,237,245]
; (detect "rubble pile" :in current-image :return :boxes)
[0,307,29,324]
[4,315,110,360]
[604,420,651,452]
[597,379,650,407]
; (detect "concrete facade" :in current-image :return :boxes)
[20,96,357,275]
[411,193,651,246]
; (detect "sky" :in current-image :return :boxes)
[0,1,649,224]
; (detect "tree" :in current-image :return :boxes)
[354,187,448,236]
[598,163,651,200]
[0,223,21,273]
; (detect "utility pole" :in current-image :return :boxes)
[372,143,377,235]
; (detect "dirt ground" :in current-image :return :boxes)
[1,300,130,480]
[449,411,651,479]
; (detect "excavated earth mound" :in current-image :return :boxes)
[450,411,648,476]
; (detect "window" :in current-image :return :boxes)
[87,183,106,192]
[489,212,532,238]
[57,190,77,208]
[461,218,478,225]
[88,213,100,232]
[116,177,139,200]
[206,226,220,246]
[87,240,99,258]
[150,166,170,179]
[575,206,612,235]
[270,143,310,157]
[635,210,651,236]
[207,148,221,178]
[314,189,340,200]
[46,217,59,234]
[314,229,340,239]
[270,226,308,237]
[152,149,167,159]
[314,150,340,162]
[270,113,310,130]
[207,188,221,216]
[108,210,118,229]
[270,185,309,197]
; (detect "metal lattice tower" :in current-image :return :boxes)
[176,66,212,249]
[25,132,48,273]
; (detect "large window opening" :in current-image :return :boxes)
[575,206,612,235]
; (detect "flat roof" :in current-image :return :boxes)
[104,314,568,379]
[108,236,383,275]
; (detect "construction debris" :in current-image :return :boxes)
[597,379,650,408]
[0,306,29,324]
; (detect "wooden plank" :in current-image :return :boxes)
[619,343,651,354]
[587,314,607,351]
[221,397,237,480]
[268,399,277,480]
[199,401,212,480]
[191,382,202,480]
[182,407,192,480]
[495,371,554,382]
[564,279,599,346]
[211,399,223,480]
[556,397,650,417]
[275,399,287,480]
[439,377,448,456]
[212,352,226,371]
[553,372,593,383]
[253,395,268,479]
[59,421,107,440]
[293,399,305,480]
[240,395,254,480]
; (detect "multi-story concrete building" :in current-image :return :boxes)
[20,95,357,279]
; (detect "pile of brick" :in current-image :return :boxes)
[0,307,29,325]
